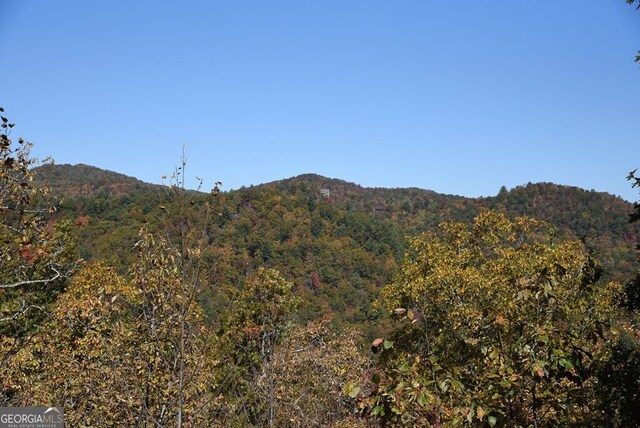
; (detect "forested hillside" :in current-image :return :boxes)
[33,164,640,336]
[0,138,633,426]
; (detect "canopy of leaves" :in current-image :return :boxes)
[2,251,219,426]
[268,318,370,427]
[33,165,640,340]
[213,267,299,426]
[367,210,619,426]
[0,108,76,348]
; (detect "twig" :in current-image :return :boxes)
[0,266,61,289]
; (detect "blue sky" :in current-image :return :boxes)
[1,1,639,200]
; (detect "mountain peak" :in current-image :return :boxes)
[33,163,158,198]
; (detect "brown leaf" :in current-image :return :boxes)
[372,337,384,347]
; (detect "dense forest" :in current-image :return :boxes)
[2,105,640,427]
[31,161,640,338]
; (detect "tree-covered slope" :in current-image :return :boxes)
[33,164,165,267]
[34,163,160,197]
[32,165,640,334]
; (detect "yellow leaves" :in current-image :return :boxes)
[343,382,361,398]
[475,405,488,421]
[371,210,621,425]
[0,249,219,423]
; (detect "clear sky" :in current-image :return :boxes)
[1,1,639,200]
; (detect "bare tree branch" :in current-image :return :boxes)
[0,300,45,323]
[0,266,61,289]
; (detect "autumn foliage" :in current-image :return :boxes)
[1,106,639,427]
[366,211,620,426]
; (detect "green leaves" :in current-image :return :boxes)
[371,337,394,353]
[369,210,619,426]
[371,404,384,416]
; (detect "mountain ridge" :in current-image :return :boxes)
[33,163,633,204]
[29,163,640,333]
[33,163,161,198]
